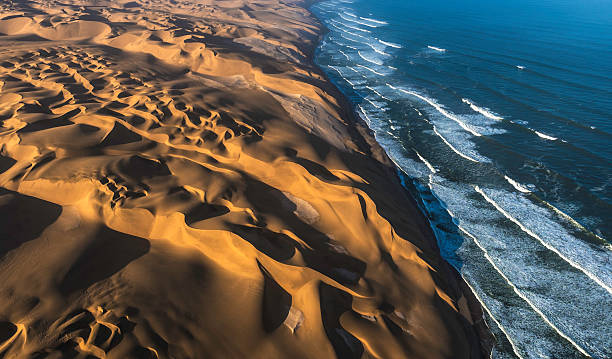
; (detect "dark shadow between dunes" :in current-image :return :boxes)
[0,187,62,258]
[59,226,150,295]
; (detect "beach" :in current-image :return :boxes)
[0,0,490,357]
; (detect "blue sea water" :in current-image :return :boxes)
[310,0,612,357]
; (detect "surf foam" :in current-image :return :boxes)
[462,98,503,120]
[428,45,446,52]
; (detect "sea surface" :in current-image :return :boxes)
[310,0,612,357]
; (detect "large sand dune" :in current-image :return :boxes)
[0,0,491,358]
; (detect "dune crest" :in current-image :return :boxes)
[0,0,491,358]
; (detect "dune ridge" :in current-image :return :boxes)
[0,0,491,358]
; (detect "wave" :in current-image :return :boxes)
[356,104,372,124]
[378,39,402,48]
[358,51,384,66]
[368,43,391,56]
[415,151,436,173]
[341,28,368,39]
[461,98,504,120]
[475,186,612,296]
[338,13,380,28]
[365,86,392,101]
[339,33,362,44]
[432,126,480,162]
[504,175,531,193]
[536,198,607,244]
[363,97,383,109]
[327,65,355,86]
[457,223,588,358]
[460,277,525,359]
[534,130,558,141]
[356,63,385,76]
[345,23,371,33]
[329,20,368,40]
[346,66,359,73]
[427,45,446,52]
[327,21,344,32]
[330,18,370,33]
[359,16,388,25]
[386,84,482,137]
[338,49,349,60]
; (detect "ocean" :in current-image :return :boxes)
[309,0,612,357]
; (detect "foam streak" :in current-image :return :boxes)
[475,186,612,296]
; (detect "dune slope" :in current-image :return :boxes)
[0,0,491,358]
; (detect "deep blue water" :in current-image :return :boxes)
[310,0,612,357]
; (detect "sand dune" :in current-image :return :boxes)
[0,0,491,358]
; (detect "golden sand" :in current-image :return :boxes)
[0,0,491,357]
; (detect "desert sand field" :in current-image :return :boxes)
[0,0,490,358]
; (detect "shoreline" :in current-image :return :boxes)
[0,0,491,357]
[298,0,495,355]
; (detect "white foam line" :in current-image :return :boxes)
[475,186,612,296]
[504,175,531,193]
[338,13,379,28]
[368,44,391,56]
[329,19,371,33]
[345,44,358,50]
[432,126,480,162]
[340,33,362,44]
[359,16,388,25]
[356,64,385,76]
[357,51,383,66]
[459,269,525,359]
[329,20,352,36]
[328,22,345,32]
[428,45,446,52]
[385,130,397,138]
[379,39,402,48]
[458,208,592,358]
[364,97,382,109]
[330,19,371,33]
[386,84,481,136]
[454,230,525,359]
[538,199,607,244]
[327,65,355,86]
[349,67,368,79]
[365,86,392,101]
[461,98,504,120]
[338,49,350,60]
[346,23,371,33]
[343,28,368,39]
[415,151,436,173]
[534,130,557,141]
[357,104,372,124]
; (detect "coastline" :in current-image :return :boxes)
[304,1,612,357]
[298,0,495,356]
[0,0,491,357]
